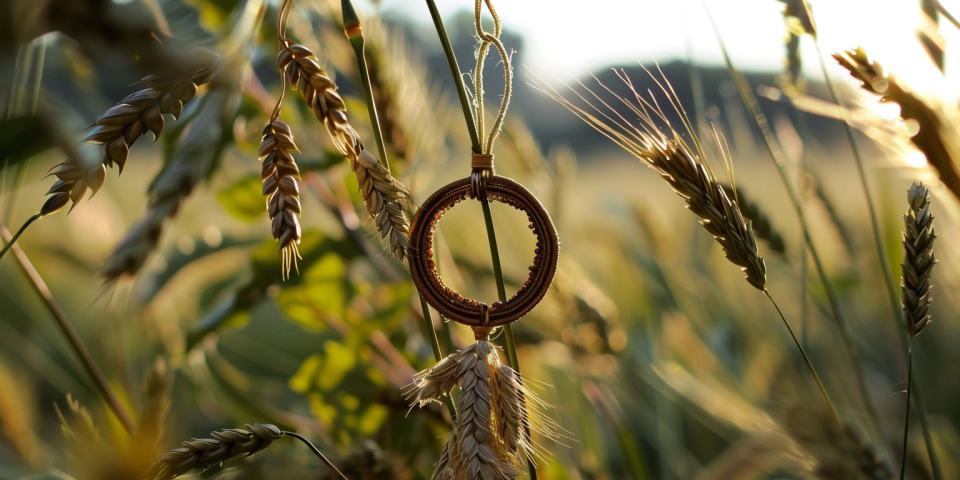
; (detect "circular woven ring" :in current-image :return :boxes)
[408,175,559,327]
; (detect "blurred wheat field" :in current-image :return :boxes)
[1,0,960,479]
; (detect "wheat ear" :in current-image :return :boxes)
[143,424,283,480]
[260,119,302,278]
[41,49,218,216]
[144,424,347,480]
[277,42,411,260]
[833,47,960,203]
[101,83,235,281]
[533,74,767,290]
[901,182,937,337]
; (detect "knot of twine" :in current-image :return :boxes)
[471,304,492,340]
[470,153,495,199]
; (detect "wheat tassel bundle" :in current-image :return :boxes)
[277,41,411,260]
[406,338,536,480]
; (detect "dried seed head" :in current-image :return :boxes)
[260,119,302,278]
[280,41,411,260]
[535,72,767,290]
[901,182,937,337]
[645,139,767,290]
[834,47,960,203]
[42,49,219,216]
[409,341,551,480]
[143,424,283,480]
[101,84,235,281]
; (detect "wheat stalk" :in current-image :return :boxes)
[41,49,219,216]
[533,73,766,290]
[898,182,937,479]
[277,41,411,260]
[901,182,937,338]
[101,82,236,281]
[260,119,302,277]
[144,423,347,480]
[833,47,960,203]
[143,423,284,480]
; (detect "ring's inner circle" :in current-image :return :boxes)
[423,190,544,311]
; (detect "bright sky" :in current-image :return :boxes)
[369,0,960,94]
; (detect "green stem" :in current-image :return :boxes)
[900,344,913,480]
[0,221,134,435]
[424,0,482,154]
[341,0,456,423]
[481,197,535,480]
[481,199,519,370]
[704,6,881,436]
[812,38,899,346]
[765,290,840,426]
[914,385,942,480]
[0,212,41,261]
[283,431,348,480]
[342,0,389,170]
[425,3,534,477]
[807,2,941,472]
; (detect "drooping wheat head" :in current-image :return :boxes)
[901,182,937,337]
[260,119,302,277]
[143,423,283,480]
[41,49,219,216]
[277,41,411,260]
[100,82,237,281]
[833,47,960,202]
[533,70,767,290]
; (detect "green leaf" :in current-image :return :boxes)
[0,116,55,167]
[216,175,265,222]
[275,253,352,331]
[142,235,258,301]
[185,231,364,350]
[288,340,388,444]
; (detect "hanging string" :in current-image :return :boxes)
[472,0,512,154]
[270,0,294,122]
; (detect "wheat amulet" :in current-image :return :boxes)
[408,171,559,328]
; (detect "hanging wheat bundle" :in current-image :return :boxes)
[404,169,561,479]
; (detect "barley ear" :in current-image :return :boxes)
[260,119,303,278]
[278,42,411,260]
[901,182,937,337]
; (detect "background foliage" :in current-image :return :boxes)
[1,0,959,479]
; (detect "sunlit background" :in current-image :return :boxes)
[2,0,960,479]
